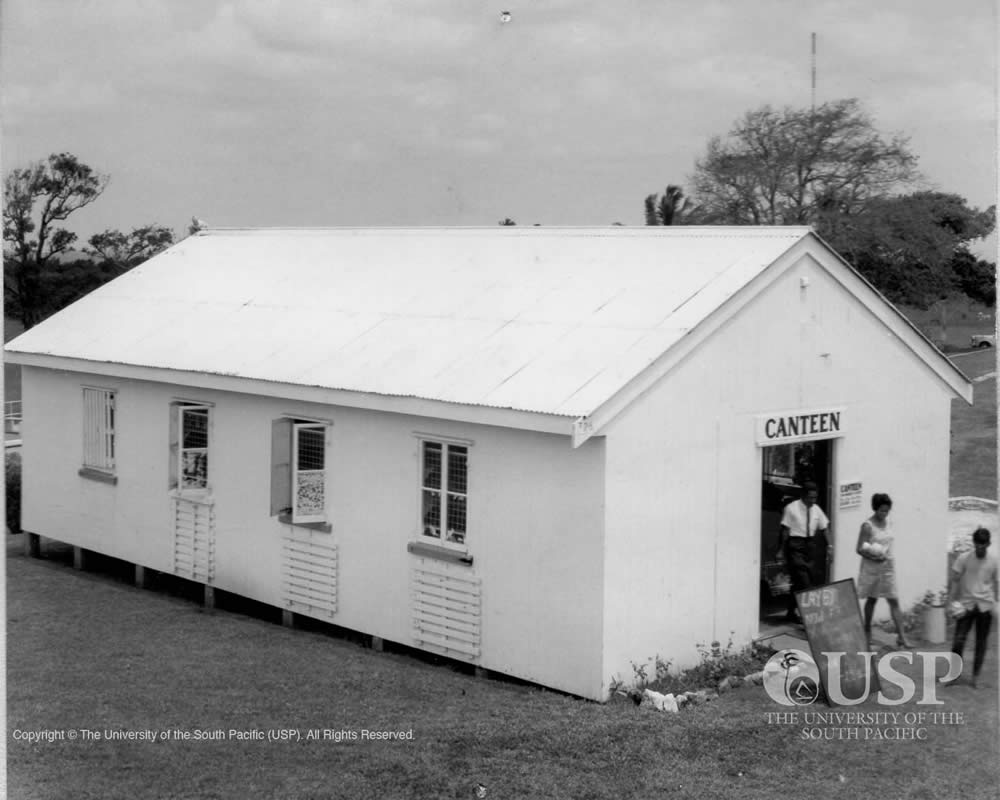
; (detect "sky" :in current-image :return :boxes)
[2,0,996,254]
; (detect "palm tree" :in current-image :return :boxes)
[644,185,692,225]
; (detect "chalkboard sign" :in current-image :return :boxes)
[795,579,878,705]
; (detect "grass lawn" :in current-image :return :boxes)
[898,299,994,354]
[898,297,996,498]
[949,348,998,499]
[6,537,999,800]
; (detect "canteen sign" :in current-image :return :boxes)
[756,407,845,445]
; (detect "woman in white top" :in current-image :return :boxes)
[856,492,910,649]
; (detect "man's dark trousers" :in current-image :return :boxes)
[785,535,825,616]
[952,607,994,677]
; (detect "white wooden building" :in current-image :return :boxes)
[5,227,972,700]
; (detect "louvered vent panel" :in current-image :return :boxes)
[411,562,481,661]
[281,526,338,620]
[173,497,215,582]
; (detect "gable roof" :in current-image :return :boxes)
[6,226,971,438]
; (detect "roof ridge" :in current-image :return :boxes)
[196,225,813,236]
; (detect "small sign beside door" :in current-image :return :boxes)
[838,480,862,510]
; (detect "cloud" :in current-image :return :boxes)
[228,1,488,67]
[5,76,118,119]
[408,77,461,110]
[1,0,993,236]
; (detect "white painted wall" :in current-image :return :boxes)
[600,253,956,694]
[19,366,606,698]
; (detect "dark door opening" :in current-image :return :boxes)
[759,439,832,623]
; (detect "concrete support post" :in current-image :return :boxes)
[73,546,86,571]
[372,636,385,652]
[24,533,40,558]
[203,585,215,610]
[282,610,295,628]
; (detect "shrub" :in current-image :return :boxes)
[619,635,774,697]
[6,450,22,533]
[675,635,773,690]
[623,655,673,691]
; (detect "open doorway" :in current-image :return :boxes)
[759,439,832,625]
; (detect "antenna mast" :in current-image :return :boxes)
[811,32,817,112]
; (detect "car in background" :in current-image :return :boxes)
[970,333,996,348]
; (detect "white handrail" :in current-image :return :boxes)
[4,400,22,434]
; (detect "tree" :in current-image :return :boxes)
[644,185,693,225]
[87,224,175,272]
[4,155,177,328]
[825,191,994,307]
[949,250,996,307]
[690,99,919,227]
[3,153,108,328]
[41,255,122,316]
[498,218,517,226]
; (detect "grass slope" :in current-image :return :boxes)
[950,350,998,499]
[6,540,999,800]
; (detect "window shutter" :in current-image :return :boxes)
[83,388,98,467]
[168,403,179,490]
[104,393,116,467]
[82,388,116,471]
[271,418,292,516]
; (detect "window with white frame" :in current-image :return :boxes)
[82,387,116,472]
[292,422,327,523]
[173,403,210,492]
[270,418,330,525]
[420,440,468,546]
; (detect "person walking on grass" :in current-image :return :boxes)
[776,481,831,623]
[943,527,998,688]
[856,493,910,649]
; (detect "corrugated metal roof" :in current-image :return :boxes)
[6,227,812,418]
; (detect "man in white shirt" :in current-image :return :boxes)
[776,481,831,623]
[945,528,998,688]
